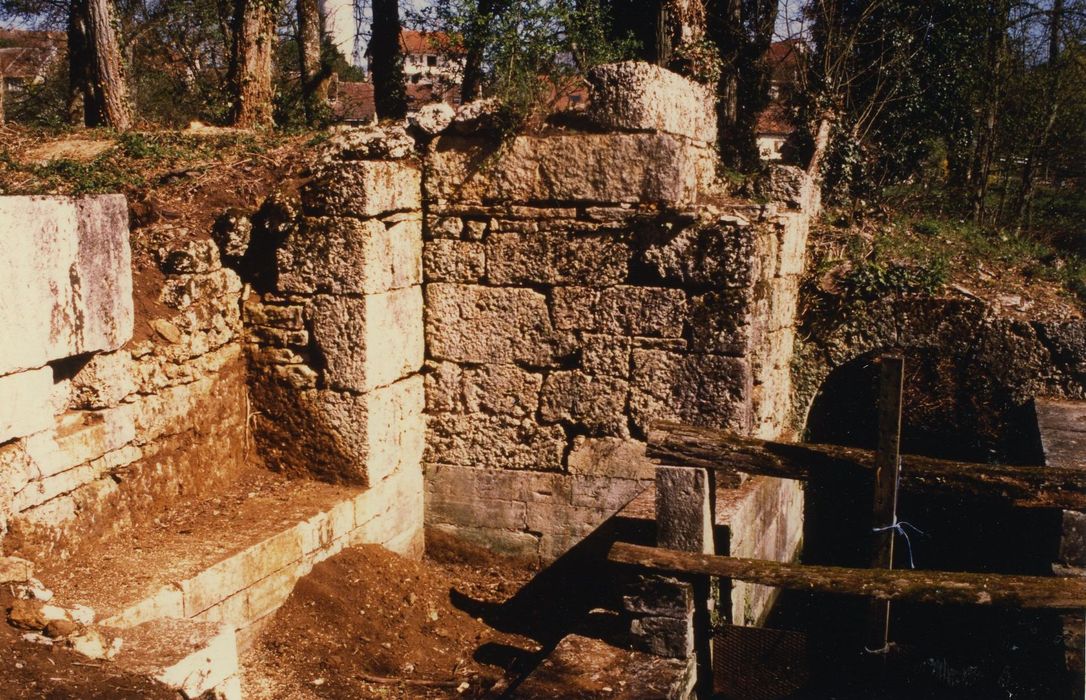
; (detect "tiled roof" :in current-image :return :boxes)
[0,29,64,80]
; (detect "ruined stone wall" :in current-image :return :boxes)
[242,127,426,550]
[0,197,249,561]
[421,63,813,562]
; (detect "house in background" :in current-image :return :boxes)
[0,28,64,122]
[756,39,806,162]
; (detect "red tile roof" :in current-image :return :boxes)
[0,29,64,80]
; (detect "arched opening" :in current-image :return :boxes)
[768,348,1069,697]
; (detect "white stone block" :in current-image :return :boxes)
[0,368,54,443]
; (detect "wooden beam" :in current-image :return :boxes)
[646,422,1086,510]
[609,542,1086,610]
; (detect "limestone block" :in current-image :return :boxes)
[427,522,541,560]
[642,219,761,288]
[424,361,463,414]
[0,368,54,443]
[630,350,752,434]
[587,61,716,143]
[423,239,485,282]
[568,437,653,479]
[428,495,527,531]
[486,232,631,286]
[69,351,136,409]
[364,375,426,484]
[425,414,566,470]
[243,302,305,330]
[630,615,695,658]
[115,619,239,700]
[426,284,570,365]
[320,125,415,161]
[754,165,815,211]
[426,216,464,240]
[462,364,543,418]
[157,239,221,275]
[411,101,455,136]
[656,466,714,553]
[553,286,686,338]
[688,290,759,356]
[539,371,630,436]
[623,575,694,617]
[1060,511,1086,567]
[303,160,421,219]
[425,463,572,506]
[582,334,632,378]
[0,195,133,375]
[451,98,505,134]
[309,288,424,392]
[427,133,712,206]
[775,212,809,277]
[278,216,422,295]
[159,269,243,310]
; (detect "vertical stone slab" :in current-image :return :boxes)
[0,195,133,375]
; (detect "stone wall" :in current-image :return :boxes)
[241,126,425,521]
[0,197,249,561]
[422,63,813,562]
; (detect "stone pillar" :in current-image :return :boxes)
[628,466,714,695]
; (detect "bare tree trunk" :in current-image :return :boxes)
[658,0,706,71]
[229,0,279,127]
[461,0,505,101]
[370,0,407,119]
[297,0,330,124]
[82,0,133,130]
[1013,0,1063,231]
[68,0,91,125]
[969,0,1010,223]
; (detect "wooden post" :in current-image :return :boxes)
[867,354,904,653]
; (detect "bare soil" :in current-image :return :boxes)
[0,622,175,699]
[241,541,543,699]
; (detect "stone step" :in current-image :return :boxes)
[37,464,422,648]
[111,618,242,700]
[513,634,695,699]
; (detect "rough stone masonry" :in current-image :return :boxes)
[420,61,814,562]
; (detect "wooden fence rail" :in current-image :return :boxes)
[646,422,1086,510]
[609,542,1086,610]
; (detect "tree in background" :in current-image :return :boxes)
[297,0,331,124]
[81,0,133,128]
[369,0,406,119]
[228,0,279,126]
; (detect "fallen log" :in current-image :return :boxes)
[609,542,1086,609]
[646,422,1086,510]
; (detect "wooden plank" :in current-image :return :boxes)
[646,422,1086,510]
[868,354,903,652]
[609,542,1086,610]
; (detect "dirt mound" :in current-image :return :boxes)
[243,545,540,699]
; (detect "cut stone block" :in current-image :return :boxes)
[587,61,716,143]
[485,231,631,286]
[278,216,422,295]
[630,350,752,434]
[0,367,54,443]
[427,133,713,206]
[0,195,133,375]
[309,289,424,392]
[539,371,630,437]
[423,239,485,282]
[426,283,571,365]
[553,286,687,338]
[567,436,653,479]
[113,619,239,700]
[425,413,567,470]
[302,160,421,218]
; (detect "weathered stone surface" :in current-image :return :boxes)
[0,195,133,375]
[425,414,566,470]
[567,437,653,479]
[582,334,632,378]
[0,555,34,583]
[212,209,252,259]
[278,217,422,294]
[410,101,456,136]
[159,269,243,310]
[754,164,816,211]
[553,286,687,338]
[426,284,570,365]
[486,232,631,286]
[69,351,137,409]
[642,218,759,288]
[688,290,758,356]
[309,289,424,392]
[587,61,716,143]
[0,368,54,444]
[303,160,421,219]
[630,350,752,434]
[1060,510,1086,568]
[157,239,221,275]
[321,125,415,161]
[540,371,630,436]
[630,615,694,659]
[623,575,694,617]
[423,239,485,282]
[427,133,713,206]
[450,98,504,134]
[656,466,714,553]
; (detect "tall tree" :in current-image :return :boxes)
[369,0,406,119]
[297,0,330,123]
[70,0,133,129]
[229,0,279,126]
[461,0,506,101]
